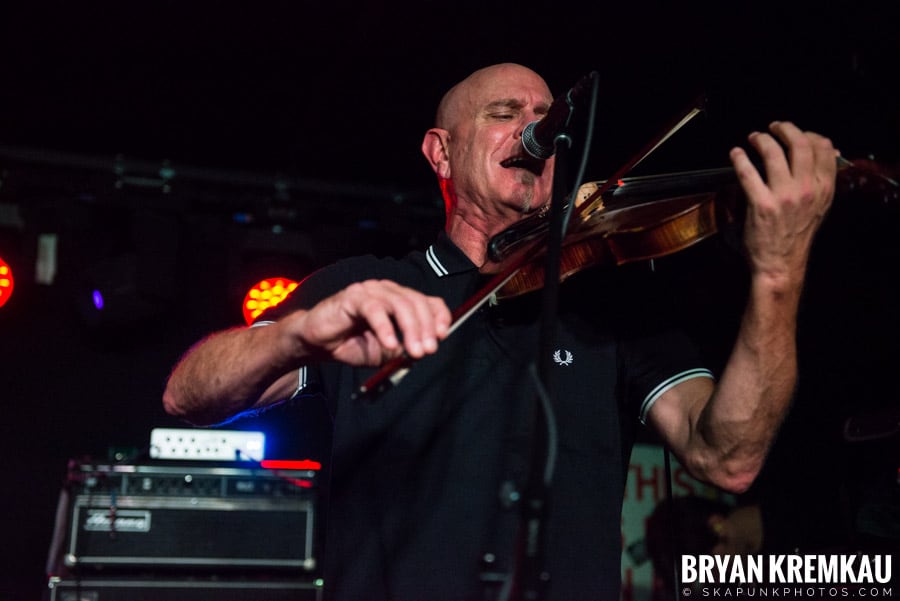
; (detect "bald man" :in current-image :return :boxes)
[164,63,836,600]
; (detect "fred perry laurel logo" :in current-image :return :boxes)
[553,349,574,366]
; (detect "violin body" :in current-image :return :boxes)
[494,170,742,299]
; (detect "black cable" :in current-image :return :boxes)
[561,72,600,236]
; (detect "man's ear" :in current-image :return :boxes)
[421,128,451,179]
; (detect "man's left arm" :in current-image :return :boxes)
[647,121,837,493]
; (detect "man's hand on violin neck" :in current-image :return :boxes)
[729,120,837,282]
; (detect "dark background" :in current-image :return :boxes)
[1,1,898,598]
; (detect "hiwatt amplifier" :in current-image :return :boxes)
[46,575,323,601]
[51,460,319,575]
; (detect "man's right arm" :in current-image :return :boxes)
[162,279,452,426]
[162,314,309,426]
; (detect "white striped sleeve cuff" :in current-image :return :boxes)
[251,320,308,399]
[639,368,715,424]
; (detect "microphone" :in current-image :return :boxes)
[521,72,595,160]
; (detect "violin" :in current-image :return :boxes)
[353,100,899,399]
[488,156,898,300]
[351,156,897,400]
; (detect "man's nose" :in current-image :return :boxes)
[513,118,526,140]
[514,113,536,140]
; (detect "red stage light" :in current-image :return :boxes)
[242,277,299,325]
[0,256,14,309]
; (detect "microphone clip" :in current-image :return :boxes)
[521,72,596,160]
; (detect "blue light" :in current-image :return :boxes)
[91,289,105,310]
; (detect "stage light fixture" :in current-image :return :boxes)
[242,277,298,325]
[0,255,14,309]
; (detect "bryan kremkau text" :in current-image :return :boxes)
[681,554,892,585]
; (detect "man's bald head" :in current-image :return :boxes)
[435,63,550,131]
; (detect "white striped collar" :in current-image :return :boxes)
[423,232,476,278]
[425,245,449,277]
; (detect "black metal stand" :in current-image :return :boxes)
[507,128,574,601]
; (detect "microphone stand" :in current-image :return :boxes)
[508,124,573,601]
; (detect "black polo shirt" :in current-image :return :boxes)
[260,231,711,601]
